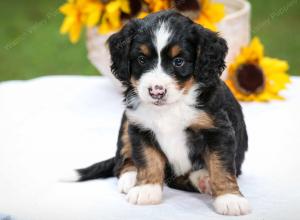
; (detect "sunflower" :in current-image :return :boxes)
[226,37,291,102]
[60,0,104,43]
[60,0,226,42]
[98,0,131,34]
[195,0,225,32]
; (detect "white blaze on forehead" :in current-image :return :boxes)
[153,22,171,63]
[136,22,177,104]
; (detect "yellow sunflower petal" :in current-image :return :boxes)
[261,57,290,93]
[86,11,101,27]
[261,57,289,75]
[109,11,122,29]
[60,16,75,34]
[98,0,129,33]
[106,1,121,13]
[204,3,225,23]
[137,11,149,19]
[242,37,264,63]
[59,3,75,15]
[60,0,95,42]
[195,15,217,32]
[84,2,103,27]
[195,0,225,32]
[98,14,112,34]
[120,0,130,14]
[69,21,82,43]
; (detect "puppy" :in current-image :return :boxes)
[72,11,251,216]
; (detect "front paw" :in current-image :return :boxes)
[118,171,137,194]
[126,184,162,205]
[213,194,251,216]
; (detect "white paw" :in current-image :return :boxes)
[213,194,251,216]
[118,171,137,194]
[126,184,162,205]
[189,169,212,195]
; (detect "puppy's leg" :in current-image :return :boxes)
[116,137,137,194]
[115,117,138,194]
[126,147,166,205]
[204,151,251,216]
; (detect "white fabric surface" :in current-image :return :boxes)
[0,76,299,220]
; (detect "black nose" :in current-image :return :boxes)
[148,85,167,100]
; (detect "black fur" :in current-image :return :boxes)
[77,157,115,181]
[108,19,139,83]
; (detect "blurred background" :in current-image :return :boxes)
[0,0,299,82]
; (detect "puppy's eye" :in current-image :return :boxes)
[173,57,185,67]
[137,56,146,65]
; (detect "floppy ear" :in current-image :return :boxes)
[107,20,140,83]
[192,25,228,86]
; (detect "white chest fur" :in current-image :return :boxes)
[126,100,200,176]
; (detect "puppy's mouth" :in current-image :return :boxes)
[152,99,167,106]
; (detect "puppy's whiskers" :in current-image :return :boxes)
[125,89,140,109]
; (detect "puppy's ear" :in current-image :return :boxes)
[192,25,228,85]
[107,20,140,83]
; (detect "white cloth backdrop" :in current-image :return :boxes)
[0,76,299,220]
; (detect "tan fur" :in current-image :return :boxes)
[190,112,215,130]
[181,77,195,94]
[120,162,137,175]
[204,152,241,197]
[140,44,150,56]
[118,121,137,176]
[170,45,182,58]
[137,147,166,186]
[120,121,132,158]
[119,122,165,183]
[174,77,195,94]
[130,78,139,88]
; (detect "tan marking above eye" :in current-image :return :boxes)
[170,45,182,58]
[139,44,150,56]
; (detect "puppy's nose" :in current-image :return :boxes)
[148,85,167,100]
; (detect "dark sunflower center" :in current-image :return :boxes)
[236,63,265,94]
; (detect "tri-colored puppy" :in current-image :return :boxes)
[71,11,251,216]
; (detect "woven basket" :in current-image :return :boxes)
[87,0,251,90]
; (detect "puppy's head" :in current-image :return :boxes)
[108,11,227,107]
